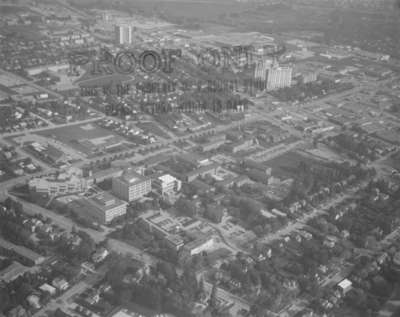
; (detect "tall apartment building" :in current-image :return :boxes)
[266,66,293,91]
[152,174,182,197]
[114,24,133,45]
[254,59,272,81]
[112,170,151,202]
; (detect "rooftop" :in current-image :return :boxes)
[141,210,182,235]
[119,169,149,185]
[158,174,177,183]
[86,192,127,212]
[338,279,352,290]
[111,308,147,317]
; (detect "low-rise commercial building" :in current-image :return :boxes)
[227,138,254,154]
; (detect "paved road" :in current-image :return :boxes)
[9,194,252,314]
[32,271,104,317]
[10,195,106,242]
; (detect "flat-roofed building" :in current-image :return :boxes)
[71,192,127,224]
[39,283,56,296]
[200,138,226,152]
[139,210,184,250]
[29,175,89,197]
[112,170,151,202]
[111,308,146,317]
[337,279,353,295]
[152,174,182,197]
[88,167,123,184]
[227,138,254,153]
[182,236,216,257]
[185,163,221,182]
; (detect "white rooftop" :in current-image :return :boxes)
[338,279,352,290]
[158,174,176,183]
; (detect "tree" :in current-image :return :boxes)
[156,261,177,283]
[205,204,223,223]
[182,266,198,302]
[175,198,197,217]
[197,278,205,300]
[0,288,11,313]
[209,282,218,309]
[75,231,96,260]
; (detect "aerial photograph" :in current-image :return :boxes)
[1,0,400,316]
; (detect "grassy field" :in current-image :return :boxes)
[264,150,321,179]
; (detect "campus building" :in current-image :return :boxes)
[112,169,151,202]
[138,210,184,250]
[28,175,90,197]
[85,192,127,224]
[182,236,216,257]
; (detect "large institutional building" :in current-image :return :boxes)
[84,192,127,224]
[28,175,89,197]
[139,210,184,250]
[254,59,272,81]
[266,66,293,91]
[112,169,151,202]
[114,24,133,45]
[69,192,127,224]
[254,58,292,91]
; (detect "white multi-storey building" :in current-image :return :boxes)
[29,175,89,196]
[266,66,293,91]
[152,174,182,197]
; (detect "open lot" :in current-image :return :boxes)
[263,150,311,178]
